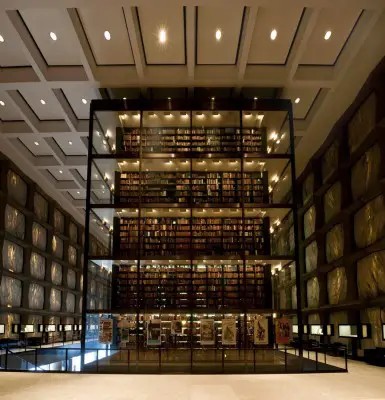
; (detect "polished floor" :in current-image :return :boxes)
[0,357,384,400]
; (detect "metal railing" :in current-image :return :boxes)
[0,346,348,374]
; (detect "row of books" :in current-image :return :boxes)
[120,128,265,153]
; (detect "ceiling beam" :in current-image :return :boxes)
[286,8,320,82]
[6,90,40,133]
[333,9,383,81]
[123,7,145,80]
[1,0,385,10]
[67,8,97,82]
[185,6,196,80]
[6,10,47,82]
[236,7,258,83]
[52,89,78,132]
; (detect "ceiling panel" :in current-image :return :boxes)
[76,166,87,180]
[136,6,185,64]
[0,12,30,67]
[78,7,134,65]
[19,136,52,156]
[52,134,87,156]
[282,87,321,119]
[18,87,64,120]
[49,167,73,181]
[299,8,362,65]
[67,189,86,199]
[197,6,244,65]
[19,9,82,66]
[248,7,303,64]
[62,86,98,119]
[0,91,23,121]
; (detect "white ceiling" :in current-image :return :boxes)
[0,0,385,244]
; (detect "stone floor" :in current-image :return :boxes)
[0,357,384,400]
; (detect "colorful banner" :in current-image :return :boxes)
[171,320,183,335]
[147,319,161,345]
[99,319,113,344]
[200,319,215,345]
[275,317,291,344]
[254,316,269,345]
[222,319,236,345]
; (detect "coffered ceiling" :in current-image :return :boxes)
[0,0,385,243]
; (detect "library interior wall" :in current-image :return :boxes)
[0,155,110,339]
[275,56,385,350]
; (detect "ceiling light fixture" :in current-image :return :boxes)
[50,32,57,41]
[0,35,4,43]
[77,191,80,195]
[295,97,300,104]
[34,141,39,146]
[270,29,278,41]
[82,98,87,104]
[68,141,73,145]
[159,28,167,44]
[215,29,222,41]
[324,30,332,40]
[59,170,63,174]
[104,31,111,41]
[0,101,5,106]
[40,99,46,105]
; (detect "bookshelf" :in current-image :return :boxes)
[84,98,301,372]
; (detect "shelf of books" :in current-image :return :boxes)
[84,100,300,372]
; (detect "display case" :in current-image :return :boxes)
[82,98,301,373]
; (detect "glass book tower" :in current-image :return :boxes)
[83,97,302,373]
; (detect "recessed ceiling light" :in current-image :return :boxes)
[0,35,4,43]
[59,170,63,174]
[159,28,167,44]
[324,30,332,40]
[50,32,57,41]
[40,99,46,105]
[215,29,222,41]
[0,101,5,106]
[68,141,73,145]
[104,31,111,41]
[295,97,300,104]
[34,141,39,146]
[270,29,278,41]
[82,98,87,104]
[77,191,80,194]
